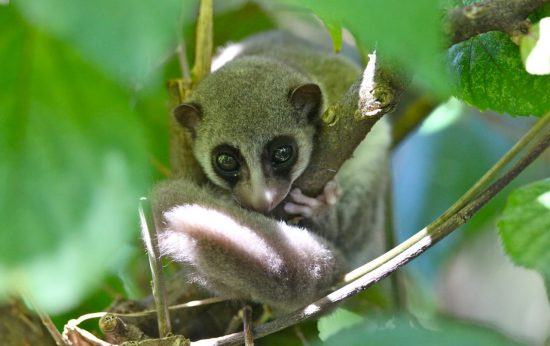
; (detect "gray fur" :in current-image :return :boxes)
[153,179,344,312]
[152,31,390,312]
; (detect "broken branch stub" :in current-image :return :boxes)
[294,52,407,196]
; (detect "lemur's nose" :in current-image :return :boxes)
[244,184,290,214]
[248,189,277,213]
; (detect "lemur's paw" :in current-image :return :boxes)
[284,179,341,218]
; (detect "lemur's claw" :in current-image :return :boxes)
[284,180,341,218]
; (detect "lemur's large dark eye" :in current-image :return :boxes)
[215,153,240,174]
[271,145,293,166]
[266,136,297,173]
[212,145,242,184]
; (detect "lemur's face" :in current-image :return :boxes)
[173,57,322,213]
[206,133,311,213]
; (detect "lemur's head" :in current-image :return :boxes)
[173,57,323,213]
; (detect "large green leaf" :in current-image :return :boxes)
[448,31,550,116]
[498,179,550,282]
[0,7,155,312]
[266,0,449,94]
[13,0,192,87]
[322,316,522,346]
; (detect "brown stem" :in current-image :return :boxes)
[33,303,67,346]
[446,0,548,45]
[294,52,407,196]
[241,306,254,346]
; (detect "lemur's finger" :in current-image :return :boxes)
[290,188,321,208]
[323,180,341,205]
[284,202,313,217]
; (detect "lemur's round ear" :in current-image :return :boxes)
[290,83,322,122]
[173,103,201,137]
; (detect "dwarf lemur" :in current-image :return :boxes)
[152,31,390,312]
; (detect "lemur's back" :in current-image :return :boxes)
[214,31,361,107]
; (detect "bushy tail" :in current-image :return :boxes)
[153,180,344,312]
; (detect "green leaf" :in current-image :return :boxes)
[13,0,190,87]
[268,0,450,95]
[0,7,154,312]
[498,179,550,282]
[317,16,343,53]
[322,315,522,346]
[448,31,550,116]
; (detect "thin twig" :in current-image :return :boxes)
[241,306,254,346]
[27,297,67,346]
[61,296,229,344]
[384,178,405,310]
[191,0,213,83]
[344,113,550,283]
[191,115,549,346]
[62,312,111,346]
[119,296,230,318]
[139,197,172,337]
[431,113,550,229]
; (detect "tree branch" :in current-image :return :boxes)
[240,306,254,346]
[446,0,548,45]
[193,114,550,345]
[139,198,172,337]
[191,0,213,83]
[345,112,550,283]
[293,52,407,196]
[34,305,67,346]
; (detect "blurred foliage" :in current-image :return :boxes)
[322,315,522,346]
[498,179,550,287]
[14,0,189,87]
[0,5,155,312]
[269,0,450,94]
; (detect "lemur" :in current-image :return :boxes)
[152,31,390,313]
